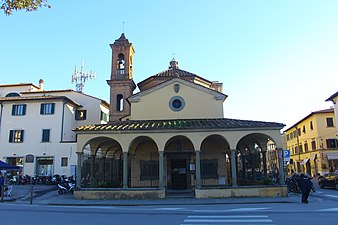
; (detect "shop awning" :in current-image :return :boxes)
[0,160,19,170]
[300,158,310,165]
[327,152,338,160]
[311,154,317,160]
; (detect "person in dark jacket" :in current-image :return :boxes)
[0,172,4,197]
[298,173,312,204]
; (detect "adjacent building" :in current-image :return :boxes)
[326,91,338,137]
[0,80,109,177]
[283,108,337,177]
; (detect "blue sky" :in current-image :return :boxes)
[1,0,337,130]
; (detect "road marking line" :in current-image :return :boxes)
[228,207,268,211]
[325,194,338,198]
[184,218,273,223]
[193,208,268,212]
[318,208,338,212]
[154,207,184,210]
[188,215,269,219]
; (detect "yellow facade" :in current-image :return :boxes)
[284,109,337,176]
[129,78,225,120]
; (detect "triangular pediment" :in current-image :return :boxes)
[129,77,227,103]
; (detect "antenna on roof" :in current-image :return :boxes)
[71,60,96,93]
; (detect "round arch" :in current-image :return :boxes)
[80,136,123,188]
[128,136,159,188]
[200,134,231,187]
[164,135,194,152]
[236,133,277,186]
[164,135,195,190]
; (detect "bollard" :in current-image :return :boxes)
[29,185,33,205]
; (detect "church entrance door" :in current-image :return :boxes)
[171,158,187,189]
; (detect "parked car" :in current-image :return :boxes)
[318,170,338,189]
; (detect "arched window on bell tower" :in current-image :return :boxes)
[116,94,124,112]
[107,33,136,121]
[116,53,125,75]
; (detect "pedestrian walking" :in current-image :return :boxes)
[298,173,312,204]
[0,172,4,198]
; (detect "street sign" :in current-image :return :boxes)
[283,150,290,162]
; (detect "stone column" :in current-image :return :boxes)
[230,149,238,187]
[261,146,268,181]
[195,150,201,189]
[123,152,128,189]
[159,151,164,189]
[277,148,285,185]
[224,153,228,186]
[76,152,83,188]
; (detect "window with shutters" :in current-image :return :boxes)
[61,157,68,167]
[40,103,55,115]
[326,139,338,149]
[9,130,24,143]
[311,141,316,150]
[326,118,334,127]
[310,121,313,130]
[12,104,26,116]
[100,111,109,122]
[41,129,50,142]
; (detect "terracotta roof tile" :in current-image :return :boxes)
[74,118,285,132]
[153,67,198,78]
[0,95,82,107]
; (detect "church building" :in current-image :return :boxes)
[73,33,286,199]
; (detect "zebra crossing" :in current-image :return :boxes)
[181,215,275,225]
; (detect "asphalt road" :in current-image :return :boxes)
[1,180,337,225]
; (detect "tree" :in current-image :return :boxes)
[1,0,50,15]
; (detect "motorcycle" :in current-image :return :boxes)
[57,177,75,194]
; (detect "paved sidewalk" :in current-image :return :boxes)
[1,184,57,202]
[0,184,307,206]
[1,185,303,206]
[46,195,300,207]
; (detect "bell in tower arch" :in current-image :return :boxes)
[116,53,125,75]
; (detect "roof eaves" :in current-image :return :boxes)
[326,91,338,102]
[284,108,334,132]
[73,118,285,132]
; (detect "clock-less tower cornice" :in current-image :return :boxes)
[107,33,136,121]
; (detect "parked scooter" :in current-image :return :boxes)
[57,177,75,194]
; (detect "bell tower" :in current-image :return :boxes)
[107,33,136,121]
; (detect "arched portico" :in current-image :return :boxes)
[74,119,286,199]
[79,137,123,188]
[200,135,231,187]
[236,133,280,185]
[128,136,159,188]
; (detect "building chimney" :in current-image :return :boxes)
[39,79,44,90]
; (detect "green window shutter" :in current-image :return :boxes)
[9,130,13,142]
[40,104,44,114]
[23,104,27,115]
[51,103,55,114]
[21,130,24,142]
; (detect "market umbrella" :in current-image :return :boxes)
[0,160,19,170]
